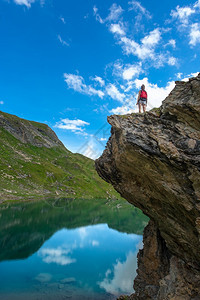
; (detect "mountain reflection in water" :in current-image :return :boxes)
[0,198,148,299]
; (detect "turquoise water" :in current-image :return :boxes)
[0,200,145,299]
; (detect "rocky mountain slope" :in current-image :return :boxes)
[95,74,200,299]
[0,110,121,201]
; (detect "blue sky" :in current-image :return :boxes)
[0,0,200,158]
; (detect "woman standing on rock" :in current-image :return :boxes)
[137,84,147,113]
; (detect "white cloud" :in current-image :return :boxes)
[64,74,85,93]
[98,251,137,295]
[93,3,178,70]
[110,23,125,36]
[120,36,151,59]
[64,73,104,99]
[110,89,138,115]
[169,2,200,46]
[189,71,199,77]
[91,76,105,87]
[120,28,161,60]
[170,5,195,25]
[106,84,125,102]
[128,0,152,19]
[93,6,98,14]
[0,101,4,105]
[93,6,104,24]
[121,50,174,69]
[54,118,90,133]
[189,23,200,46]
[165,39,176,48]
[176,72,183,79]
[58,35,69,47]
[111,103,135,115]
[13,0,35,8]
[194,0,200,9]
[123,81,135,92]
[168,56,177,66]
[169,39,176,48]
[111,61,142,81]
[39,247,76,266]
[141,28,161,46]
[106,3,124,22]
[93,3,123,24]
[128,1,151,33]
[122,63,142,80]
[153,53,169,68]
[181,71,199,81]
[60,17,66,24]
[111,61,123,77]
[88,86,105,98]
[110,77,176,115]
[134,77,175,109]
[98,137,107,141]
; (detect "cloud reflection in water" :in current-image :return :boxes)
[39,247,76,266]
[98,246,141,295]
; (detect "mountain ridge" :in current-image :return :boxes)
[0,110,120,202]
[0,110,64,148]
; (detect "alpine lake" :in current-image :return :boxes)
[0,197,148,300]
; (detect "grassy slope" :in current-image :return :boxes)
[0,111,120,201]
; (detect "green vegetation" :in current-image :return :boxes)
[149,107,162,116]
[120,112,138,119]
[0,111,121,201]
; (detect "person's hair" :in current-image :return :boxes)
[141,84,145,90]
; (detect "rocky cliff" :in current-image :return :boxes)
[95,74,200,299]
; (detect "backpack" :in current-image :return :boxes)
[140,90,147,99]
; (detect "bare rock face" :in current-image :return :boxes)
[95,74,200,299]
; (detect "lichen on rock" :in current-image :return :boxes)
[95,73,200,299]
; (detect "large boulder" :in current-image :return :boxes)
[95,74,200,299]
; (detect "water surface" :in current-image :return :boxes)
[0,198,147,299]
